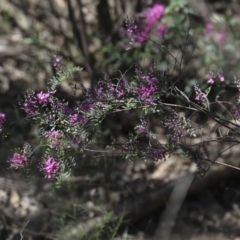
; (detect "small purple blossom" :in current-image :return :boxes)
[157,23,167,36]
[72,136,87,147]
[144,4,165,27]
[233,106,240,120]
[116,78,128,98]
[53,55,63,72]
[0,113,5,133]
[177,128,183,137]
[218,70,224,82]
[37,92,50,105]
[162,111,183,143]
[37,90,56,105]
[80,101,92,112]
[137,118,149,134]
[137,77,158,102]
[162,111,178,130]
[96,74,116,99]
[47,130,59,138]
[194,84,206,102]
[45,130,60,149]
[10,153,28,169]
[125,17,138,36]
[205,23,214,36]
[216,32,226,48]
[40,156,60,179]
[63,106,74,115]
[125,5,165,45]
[207,71,215,85]
[70,114,80,123]
[20,91,37,116]
[151,149,166,161]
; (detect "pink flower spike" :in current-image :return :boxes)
[145,4,165,27]
[40,157,60,179]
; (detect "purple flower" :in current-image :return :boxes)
[144,4,165,27]
[205,23,214,36]
[216,32,226,48]
[137,118,149,134]
[125,17,138,36]
[233,106,240,120]
[10,153,28,168]
[207,71,215,85]
[137,77,158,101]
[80,101,92,112]
[19,90,37,116]
[218,71,224,82]
[45,130,60,149]
[37,90,56,105]
[53,55,63,72]
[194,84,206,102]
[136,4,165,43]
[40,156,60,179]
[162,111,183,143]
[151,149,166,161]
[157,23,167,36]
[70,114,80,123]
[116,78,128,98]
[0,113,5,133]
[177,128,183,137]
[72,136,87,147]
[47,130,59,138]
[96,74,116,99]
[63,106,74,115]
[37,92,50,105]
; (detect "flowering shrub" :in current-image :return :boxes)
[1,4,240,184]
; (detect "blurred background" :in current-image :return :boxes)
[1,0,240,239]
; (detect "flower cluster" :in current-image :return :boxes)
[150,149,166,161]
[45,130,61,149]
[10,153,28,169]
[207,70,224,85]
[53,54,63,72]
[136,118,149,134]
[126,4,166,45]
[137,78,158,103]
[96,74,116,100]
[137,4,166,43]
[204,22,227,48]
[37,90,56,106]
[125,16,138,36]
[40,156,60,179]
[134,63,160,103]
[194,84,206,104]
[162,110,183,144]
[19,89,56,116]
